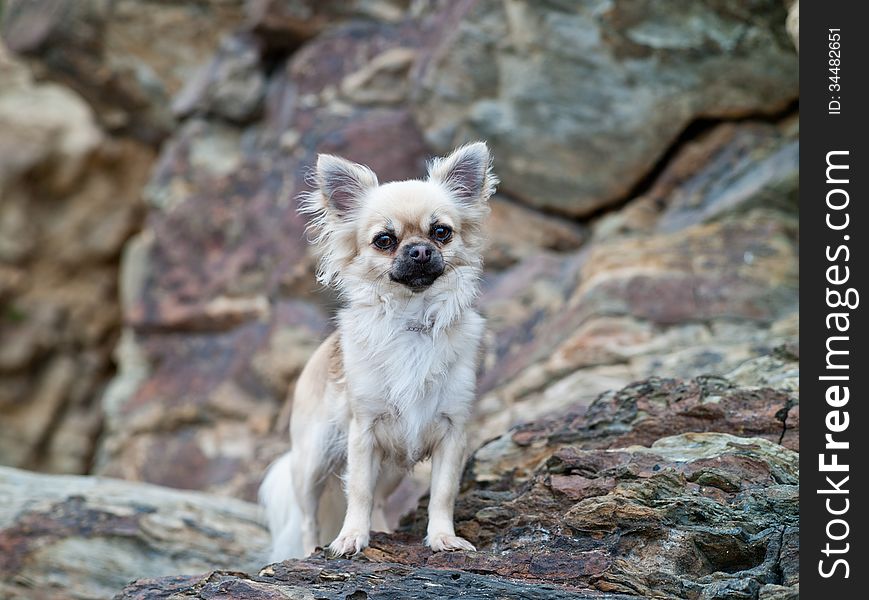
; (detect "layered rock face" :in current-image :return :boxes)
[0,1,798,599]
[0,44,154,474]
[113,356,799,600]
[0,0,249,475]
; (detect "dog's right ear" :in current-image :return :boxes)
[315,154,378,219]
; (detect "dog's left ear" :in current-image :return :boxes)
[427,141,497,206]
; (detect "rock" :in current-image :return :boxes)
[759,583,800,600]
[575,217,796,325]
[95,301,330,500]
[404,431,799,599]
[473,371,798,488]
[115,424,798,599]
[593,118,799,240]
[339,46,417,105]
[246,0,413,52]
[411,0,798,216]
[722,351,799,398]
[275,18,422,114]
[485,198,587,270]
[172,33,266,124]
[120,566,635,600]
[473,114,798,443]
[0,45,102,197]
[1,0,246,142]
[0,47,155,475]
[475,212,798,443]
[0,466,268,600]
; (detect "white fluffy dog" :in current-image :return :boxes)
[259,142,496,560]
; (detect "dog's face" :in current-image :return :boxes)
[300,143,497,297]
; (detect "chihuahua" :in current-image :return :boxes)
[259,142,496,560]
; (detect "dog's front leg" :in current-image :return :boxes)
[329,417,380,556]
[426,425,476,552]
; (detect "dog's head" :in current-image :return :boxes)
[300,142,496,298]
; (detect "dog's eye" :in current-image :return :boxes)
[431,225,452,243]
[373,233,396,250]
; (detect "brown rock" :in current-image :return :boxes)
[0,48,155,475]
[471,114,798,444]
[472,371,798,491]
[172,33,266,124]
[593,119,799,240]
[246,0,412,52]
[485,198,587,270]
[475,213,797,443]
[96,301,330,500]
[2,0,246,142]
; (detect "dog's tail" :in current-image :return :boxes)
[259,451,304,561]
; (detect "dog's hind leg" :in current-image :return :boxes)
[290,424,333,556]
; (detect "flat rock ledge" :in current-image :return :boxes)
[0,468,269,600]
[115,371,799,600]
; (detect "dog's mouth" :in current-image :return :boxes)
[389,264,445,292]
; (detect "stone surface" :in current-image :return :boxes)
[472,369,799,490]
[1,0,246,142]
[246,0,414,52]
[593,118,799,240]
[172,33,266,124]
[1,4,800,598]
[485,197,587,270]
[96,301,331,500]
[473,117,798,444]
[411,0,798,216]
[0,466,268,600]
[120,566,636,600]
[0,45,155,475]
[401,431,799,599]
[116,417,798,599]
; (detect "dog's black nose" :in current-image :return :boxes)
[407,244,432,264]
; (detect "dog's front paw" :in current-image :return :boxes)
[426,532,476,552]
[328,529,370,557]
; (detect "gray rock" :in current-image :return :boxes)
[0,466,268,600]
[411,0,798,216]
[173,33,266,124]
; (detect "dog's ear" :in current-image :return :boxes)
[316,154,378,218]
[427,141,497,206]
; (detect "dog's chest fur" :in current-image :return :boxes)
[338,298,483,465]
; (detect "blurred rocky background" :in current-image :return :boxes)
[0,1,798,599]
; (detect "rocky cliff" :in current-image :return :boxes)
[0,1,798,598]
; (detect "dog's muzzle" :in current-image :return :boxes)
[390,243,445,290]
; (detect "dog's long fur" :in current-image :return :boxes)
[260,142,496,560]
